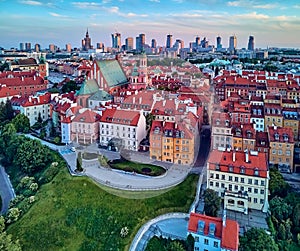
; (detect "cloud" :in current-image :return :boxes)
[49,12,69,18]
[149,0,160,2]
[19,0,42,5]
[72,2,102,9]
[236,12,269,20]
[253,4,278,9]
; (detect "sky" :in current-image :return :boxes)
[0,0,300,50]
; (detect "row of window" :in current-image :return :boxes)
[210,181,265,194]
[210,173,264,185]
[271,149,291,155]
[101,124,136,132]
[194,237,218,248]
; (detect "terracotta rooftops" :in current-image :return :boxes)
[208,149,268,178]
[100,108,141,126]
[268,126,294,143]
[188,213,239,251]
[72,109,100,123]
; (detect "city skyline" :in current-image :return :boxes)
[1,0,300,49]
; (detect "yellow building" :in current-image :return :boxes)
[149,112,198,165]
[207,149,269,214]
[268,126,294,173]
[264,104,283,128]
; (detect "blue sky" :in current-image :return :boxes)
[1,0,300,49]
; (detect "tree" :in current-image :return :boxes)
[0,123,17,152]
[167,241,185,251]
[186,234,194,251]
[11,113,30,133]
[239,228,279,251]
[61,80,80,93]
[292,203,300,228]
[76,152,83,172]
[203,189,221,217]
[6,208,21,224]
[270,196,292,221]
[0,216,22,251]
[13,139,52,174]
[0,99,14,125]
[269,168,290,198]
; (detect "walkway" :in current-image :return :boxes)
[0,165,15,214]
[129,213,189,251]
[24,135,193,191]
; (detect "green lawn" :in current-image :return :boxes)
[7,168,198,251]
[109,159,166,176]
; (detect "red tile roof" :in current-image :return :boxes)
[100,108,141,126]
[72,109,100,123]
[208,149,268,178]
[188,213,239,251]
[268,126,294,143]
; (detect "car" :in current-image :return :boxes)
[71,147,76,152]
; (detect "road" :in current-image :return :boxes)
[0,165,15,214]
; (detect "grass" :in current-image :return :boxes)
[7,168,198,251]
[109,159,166,176]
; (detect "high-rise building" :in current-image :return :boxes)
[66,43,72,52]
[125,37,133,50]
[216,36,222,49]
[248,35,254,51]
[34,43,40,52]
[151,39,157,48]
[111,32,121,49]
[19,43,24,51]
[97,42,104,50]
[136,33,145,51]
[174,39,184,50]
[82,29,92,51]
[195,36,201,46]
[49,44,56,53]
[229,35,237,53]
[25,42,31,51]
[166,34,173,48]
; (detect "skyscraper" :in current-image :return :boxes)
[25,42,31,51]
[82,29,92,51]
[216,36,222,49]
[136,33,145,52]
[66,43,72,52]
[229,35,237,53]
[34,43,40,52]
[248,36,254,51]
[111,32,121,49]
[166,34,173,48]
[151,39,157,48]
[19,43,24,51]
[125,37,133,50]
[195,36,200,46]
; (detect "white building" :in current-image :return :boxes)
[207,149,269,214]
[99,109,146,151]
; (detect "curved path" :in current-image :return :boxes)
[24,135,193,191]
[129,212,189,251]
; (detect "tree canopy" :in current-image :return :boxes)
[13,139,52,174]
[239,228,279,251]
[203,189,221,217]
[11,113,30,133]
[0,216,22,251]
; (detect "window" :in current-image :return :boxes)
[260,199,264,204]
[254,179,258,185]
[235,177,238,182]
[229,184,232,191]
[222,175,225,180]
[204,239,209,245]
[254,188,258,194]
[254,198,258,203]
[195,237,199,242]
[210,181,213,187]
[260,189,265,194]
[261,180,265,186]
[248,187,252,193]
[248,197,252,202]
[241,178,245,183]
[214,241,218,248]
[221,183,225,188]
[248,178,252,184]
[216,182,219,187]
[216,174,219,179]
[235,185,238,191]
[229,176,233,181]
[210,173,214,178]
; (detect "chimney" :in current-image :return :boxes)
[245,149,249,163]
[139,97,142,104]
[222,209,227,227]
[233,149,236,162]
[133,96,136,104]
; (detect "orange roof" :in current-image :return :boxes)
[72,109,100,123]
[268,126,294,143]
[100,108,141,126]
[208,149,268,178]
[188,213,239,251]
